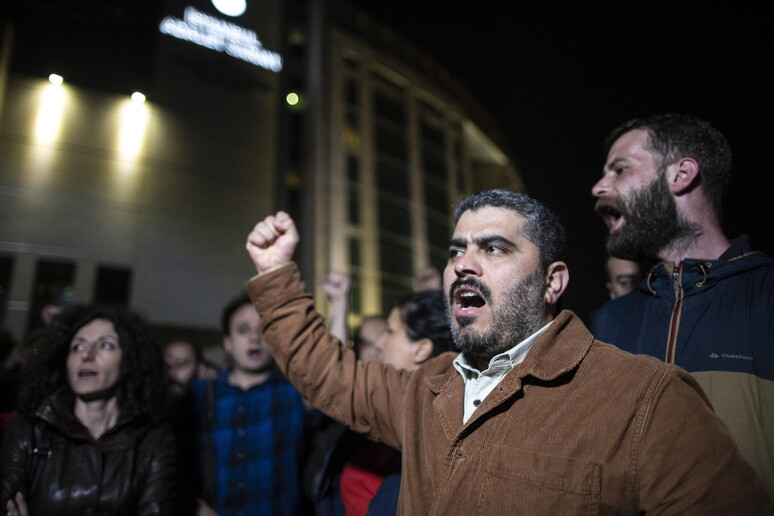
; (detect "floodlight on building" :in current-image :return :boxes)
[286,92,300,106]
[35,79,66,142]
[48,74,64,86]
[118,96,149,158]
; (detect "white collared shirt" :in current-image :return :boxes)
[452,321,552,424]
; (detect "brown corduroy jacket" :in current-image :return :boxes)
[249,264,771,515]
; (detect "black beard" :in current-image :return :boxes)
[607,175,696,262]
[447,270,546,368]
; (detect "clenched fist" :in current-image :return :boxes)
[246,211,299,275]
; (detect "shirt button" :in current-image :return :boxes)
[473,399,481,407]
[238,428,245,436]
[238,406,246,414]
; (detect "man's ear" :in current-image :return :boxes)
[222,336,233,355]
[544,261,569,306]
[669,158,700,195]
[413,337,434,365]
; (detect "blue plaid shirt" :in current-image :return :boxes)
[191,370,306,516]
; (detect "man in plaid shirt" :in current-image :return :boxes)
[190,293,307,515]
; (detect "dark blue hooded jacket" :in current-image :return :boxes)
[590,236,774,495]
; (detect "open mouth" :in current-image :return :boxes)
[78,371,97,377]
[456,288,485,311]
[247,349,262,358]
[594,199,625,233]
[451,279,490,319]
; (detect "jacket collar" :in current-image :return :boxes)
[424,311,594,437]
[426,310,592,391]
[642,236,772,298]
[36,388,138,441]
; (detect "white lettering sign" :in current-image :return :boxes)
[159,6,282,72]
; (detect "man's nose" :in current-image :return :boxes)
[591,174,611,197]
[454,253,482,277]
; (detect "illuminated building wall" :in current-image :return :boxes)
[305,3,523,325]
[0,0,521,344]
[0,0,284,343]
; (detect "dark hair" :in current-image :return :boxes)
[18,305,167,424]
[164,338,204,364]
[605,113,732,220]
[396,290,454,358]
[454,189,567,272]
[221,292,252,336]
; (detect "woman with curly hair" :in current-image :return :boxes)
[1,305,176,515]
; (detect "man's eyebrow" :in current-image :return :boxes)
[448,235,518,249]
[606,157,629,170]
[476,235,518,249]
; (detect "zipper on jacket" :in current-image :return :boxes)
[664,265,683,364]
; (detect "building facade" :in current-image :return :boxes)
[0,0,521,346]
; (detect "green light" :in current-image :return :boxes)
[286,92,299,106]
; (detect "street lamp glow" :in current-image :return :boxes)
[286,92,299,106]
[131,92,146,104]
[48,74,63,86]
[212,0,246,17]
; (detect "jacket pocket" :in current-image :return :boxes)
[478,446,601,515]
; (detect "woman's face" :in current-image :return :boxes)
[67,318,123,399]
[375,307,419,372]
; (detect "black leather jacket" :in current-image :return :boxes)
[0,391,176,515]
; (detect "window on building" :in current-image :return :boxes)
[421,119,452,271]
[0,256,14,330]
[373,86,412,303]
[94,266,132,306]
[347,154,361,225]
[29,260,75,331]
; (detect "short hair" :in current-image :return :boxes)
[164,338,204,364]
[19,304,167,424]
[605,113,732,220]
[453,189,567,272]
[221,292,252,336]
[396,290,454,358]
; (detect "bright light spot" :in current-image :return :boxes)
[212,0,246,17]
[286,92,299,106]
[131,92,146,104]
[35,83,66,142]
[48,74,63,86]
[118,98,149,158]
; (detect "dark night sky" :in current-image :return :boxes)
[348,2,773,319]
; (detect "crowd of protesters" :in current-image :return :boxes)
[1,114,772,514]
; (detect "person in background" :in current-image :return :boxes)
[604,256,645,299]
[352,315,386,363]
[188,293,306,516]
[413,266,442,291]
[590,114,774,495]
[1,295,72,421]
[1,304,176,515]
[164,339,203,397]
[315,289,454,516]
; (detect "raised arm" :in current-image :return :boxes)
[321,271,351,345]
[244,213,409,450]
[246,211,299,275]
